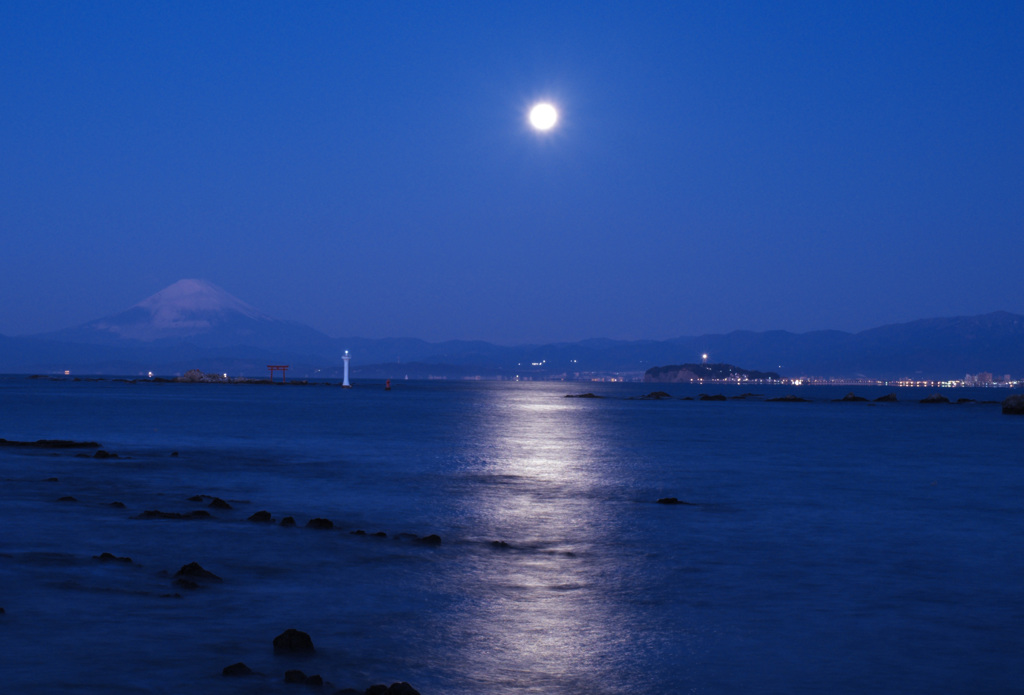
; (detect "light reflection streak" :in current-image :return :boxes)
[440,388,627,690]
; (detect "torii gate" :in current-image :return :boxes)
[267,365,289,383]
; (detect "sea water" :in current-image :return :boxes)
[1,376,1022,694]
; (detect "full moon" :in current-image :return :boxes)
[529,102,558,131]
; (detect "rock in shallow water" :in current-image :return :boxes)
[365,683,421,695]
[174,561,222,582]
[1002,394,1024,414]
[134,509,211,520]
[284,669,306,683]
[94,552,132,563]
[656,497,694,505]
[222,662,252,676]
[273,628,315,654]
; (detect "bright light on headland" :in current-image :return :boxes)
[529,102,558,131]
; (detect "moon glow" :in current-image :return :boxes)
[528,103,558,131]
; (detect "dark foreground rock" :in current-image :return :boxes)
[306,518,334,530]
[248,510,274,522]
[766,395,811,402]
[222,662,252,677]
[874,393,899,402]
[565,392,603,398]
[920,393,950,404]
[657,497,695,505]
[699,394,727,401]
[274,628,316,654]
[1002,394,1024,414]
[208,497,232,509]
[280,516,297,527]
[416,534,442,546]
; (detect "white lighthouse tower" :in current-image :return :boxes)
[342,350,352,388]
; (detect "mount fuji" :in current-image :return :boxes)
[42,279,337,353]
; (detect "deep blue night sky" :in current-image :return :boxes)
[2,2,1022,344]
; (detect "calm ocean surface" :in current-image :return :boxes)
[1,376,1022,694]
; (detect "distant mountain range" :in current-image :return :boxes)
[2,279,1022,380]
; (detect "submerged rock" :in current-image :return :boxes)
[564,393,602,398]
[208,497,232,510]
[306,518,334,530]
[109,501,126,508]
[874,393,899,402]
[280,516,297,527]
[920,393,950,404]
[699,394,727,401]
[273,628,316,654]
[57,496,77,502]
[222,662,252,677]
[416,534,442,546]
[248,510,274,522]
[93,450,118,459]
[766,395,810,402]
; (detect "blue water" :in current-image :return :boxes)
[1,377,1022,694]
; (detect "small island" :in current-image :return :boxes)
[644,362,781,383]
